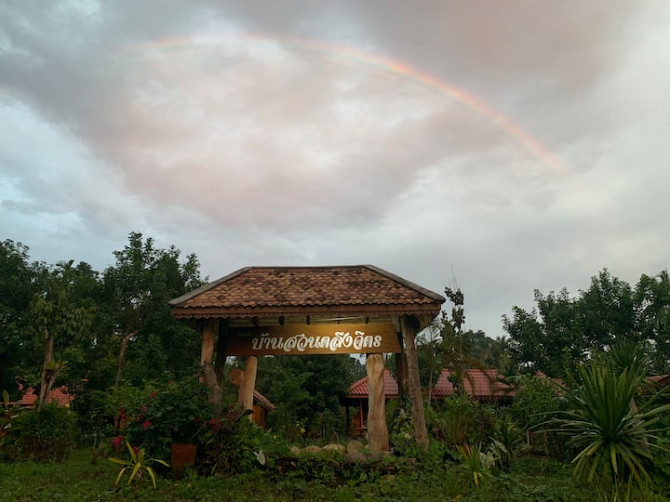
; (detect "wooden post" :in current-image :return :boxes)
[201,319,221,404]
[401,315,428,449]
[238,356,258,419]
[395,352,409,399]
[366,353,389,452]
[214,320,228,385]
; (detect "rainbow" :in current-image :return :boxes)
[118,33,568,175]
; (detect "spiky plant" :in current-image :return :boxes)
[551,363,670,497]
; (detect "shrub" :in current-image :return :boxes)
[428,394,494,446]
[508,374,567,457]
[108,375,214,461]
[549,363,670,498]
[0,403,79,462]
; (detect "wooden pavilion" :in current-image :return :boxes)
[169,265,444,452]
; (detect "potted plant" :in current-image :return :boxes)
[151,377,212,478]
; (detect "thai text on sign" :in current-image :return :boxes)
[226,323,401,356]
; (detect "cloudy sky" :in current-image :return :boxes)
[2,1,669,338]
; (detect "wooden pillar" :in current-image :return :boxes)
[200,319,221,404]
[395,352,409,399]
[366,353,389,452]
[401,315,428,449]
[238,356,258,420]
[214,320,228,385]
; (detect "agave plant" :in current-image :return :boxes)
[109,440,169,489]
[551,362,670,495]
[457,442,491,487]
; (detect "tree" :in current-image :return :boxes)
[504,269,670,378]
[634,271,670,373]
[27,261,95,410]
[255,354,363,441]
[0,240,38,398]
[102,232,204,387]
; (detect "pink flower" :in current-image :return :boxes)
[112,436,124,448]
[150,391,158,399]
[142,420,152,430]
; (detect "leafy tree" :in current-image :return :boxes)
[633,271,670,373]
[27,261,96,409]
[504,269,670,378]
[102,232,204,387]
[0,240,37,398]
[417,286,499,404]
[256,354,363,441]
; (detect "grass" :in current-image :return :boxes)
[0,449,668,501]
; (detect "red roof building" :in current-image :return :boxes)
[433,369,513,400]
[20,386,74,408]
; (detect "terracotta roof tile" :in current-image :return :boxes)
[433,369,512,398]
[170,265,444,318]
[20,386,74,407]
[348,369,398,398]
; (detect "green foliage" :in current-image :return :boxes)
[0,404,78,462]
[458,442,490,487]
[0,240,37,398]
[108,375,214,461]
[504,269,670,378]
[489,413,524,471]
[508,374,567,457]
[428,394,494,446]
[2,446,666,501]
[257,354,360,442]
[550,362,670,497]
[103,232,205,386]
[198,404,260,475]
[109,440,169,489]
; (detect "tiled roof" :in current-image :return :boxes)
[433,369,512,398]
[347,369,399,398]
[170,265,444,318]
[347,368,512,400]
[20,386,74,407]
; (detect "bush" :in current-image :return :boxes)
[108,375,214,461]
[0,404,79,462]
[428,394,494,446]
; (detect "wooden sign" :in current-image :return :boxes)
[226,323,401,356]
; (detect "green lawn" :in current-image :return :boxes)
[0,449,668,501]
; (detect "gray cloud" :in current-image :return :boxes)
[1,0,669,339]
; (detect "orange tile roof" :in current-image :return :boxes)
[20,386,74,407]
[170,265,444,319]
[347,369,399,398]
[347,368,513,400]
[433,369,512,398]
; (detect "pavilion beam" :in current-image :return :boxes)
[401,314,428,449]
[366,353,389,452]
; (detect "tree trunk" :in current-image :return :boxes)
[114,330,137,390]
[38,328,54,411]
[401,315,429,450]
[366,353,389,452]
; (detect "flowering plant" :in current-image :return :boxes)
[110,375,213,460]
